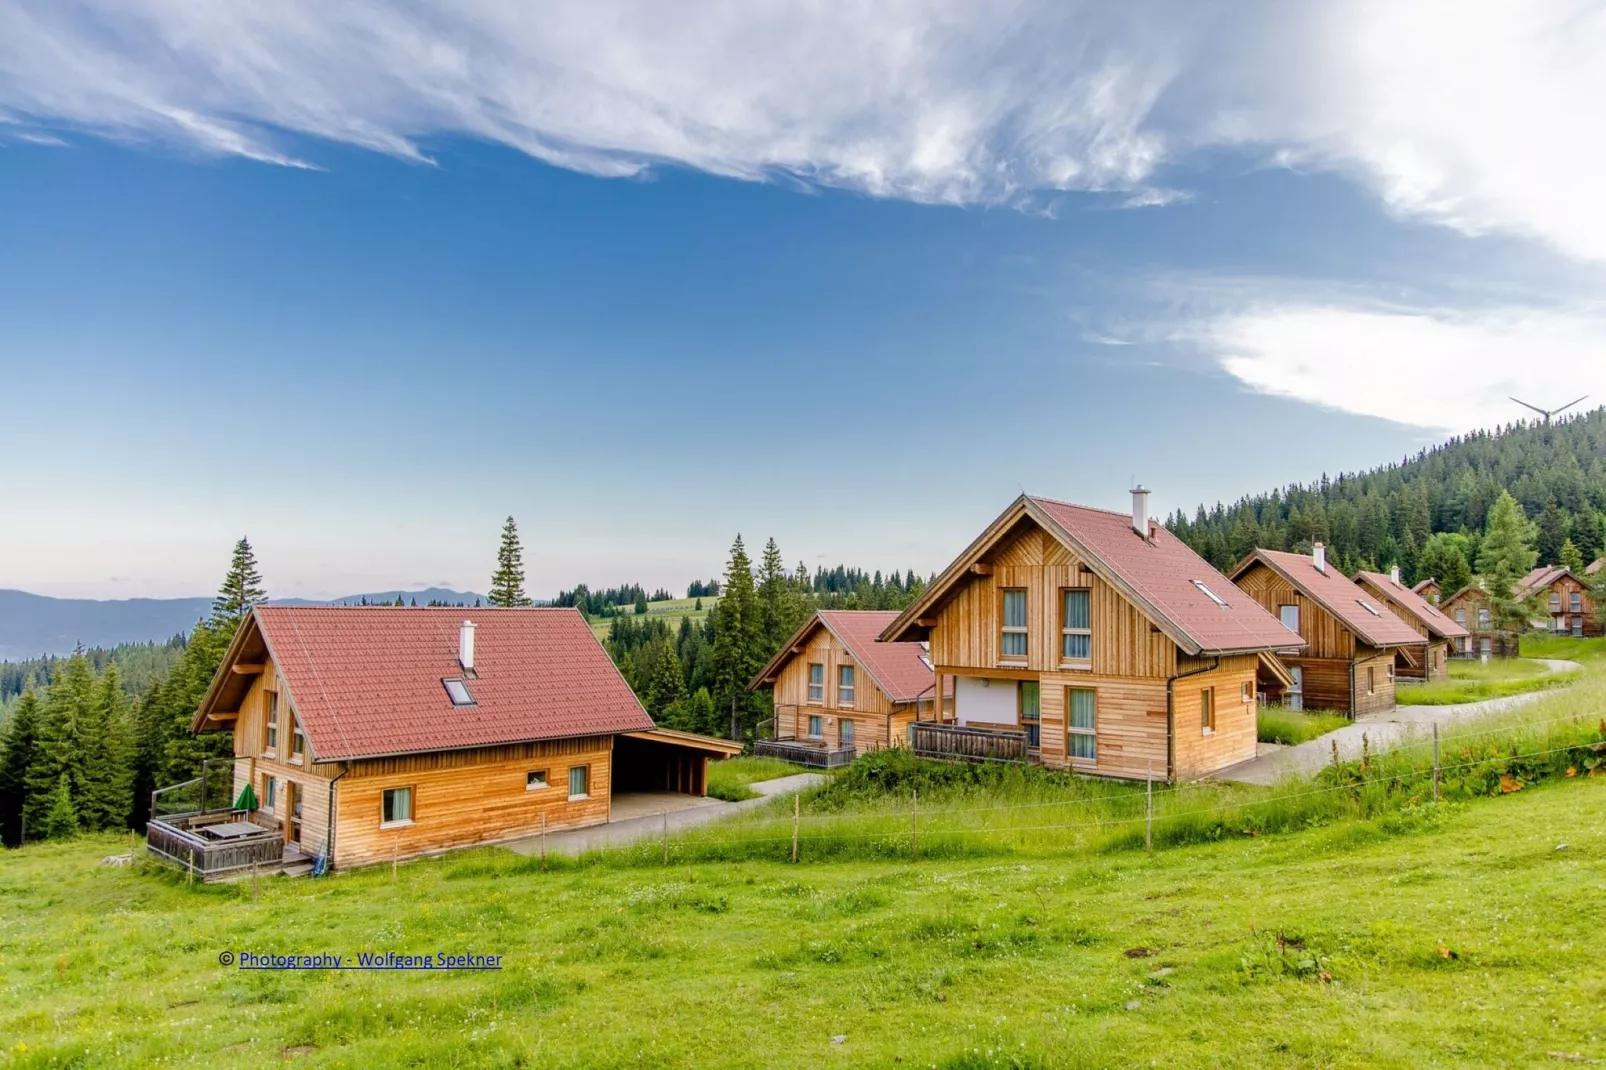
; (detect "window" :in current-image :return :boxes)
[265,692,279,753]
[808,714,823,738]
[526,770,548,791]
[1019,681,1040,749]
[262,775,276,811]
[839,719,855,747]
[1366,666,1376,694]
[568,766,589,800]
[1571,592,1582,613]
[1574,618,1584,637]
[1480,638,1492,656]
[1192,580,1229,607]
[1067,687,1096,761]
[837,664,856,706]
[443,678,475,706]
[1287,666,1304,711]
[1200,687,1215,733]
[1549,593,1561,612]
[1279,605,1301,633]
[1000,589,1028,659]
[381,786,413,827]
[1477,607,1490,629]
[291,716,306,762]
[1241,681,1253,704]
[806,663,825,704]
[1454,608,1467,625]
[1060,589,1091,663]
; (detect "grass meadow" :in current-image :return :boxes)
[585,596,717,641]
[705,756,800,801]
[1396,655,1573,706]
[1256,707,1351,745]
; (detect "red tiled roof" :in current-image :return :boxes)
[1516,565,1568,594]
[1589,557,1605,576]
[1027,498,1305,655]
[1237,550,1425,649]
[817,610,946,702]
[253,605,652,761]
[1411,579,1437,594]
[1355,571,1469,640]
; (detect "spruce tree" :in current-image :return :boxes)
[212,537,267,625]
[42,774,79,840]
[1478,491,1539,630]
[0,687,42,844]
[710,534,759,739]
[756,537,800,661]
[1560,538,1585,574]
[1535,498,1567,565]
[80,664,134,831]
[488,516,533,607]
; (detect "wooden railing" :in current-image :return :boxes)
[910,723,1029,764]
[146,810,284,880]
[754,737,857,769]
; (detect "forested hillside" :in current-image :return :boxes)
[1169,409,1606,584]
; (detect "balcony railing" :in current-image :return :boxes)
[146,808,286,880]
[753,737,857,769]
[910,722,1029,764]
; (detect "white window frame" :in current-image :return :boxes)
[526,769,549,791]
[837,664,855,707]
[1279,604,1300,634]
[839,718,855,747]
[806,662,825,704]
[262,775,276,811]
[290,714,306,764]
[1477,608,1490,629]
[1570,591,1582,613]
[1066,687,1096,762]
[1060,588,1091,665]
[381,786,414,828]
[807,714,823,739]
[1000,589,1028,660]
[265,691,279,755]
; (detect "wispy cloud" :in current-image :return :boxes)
[2,1,1601,266]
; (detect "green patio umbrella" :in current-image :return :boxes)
[234,783,258,812]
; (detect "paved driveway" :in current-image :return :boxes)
[1216,659,1581,787]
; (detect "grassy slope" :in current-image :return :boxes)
[705,756,804,801]
[586,596,717,640]
[5,779,1606,1067]
[1257,708,1351,745]
[1397,656,1572,706]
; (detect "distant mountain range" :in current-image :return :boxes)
[0,588,488,659]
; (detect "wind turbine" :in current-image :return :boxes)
[1510,395,1588,424]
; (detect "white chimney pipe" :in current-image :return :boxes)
[1131,485,1151,539]
[459,619,476,674]
[1313,542,1327,574]
[1390,565,1401,584]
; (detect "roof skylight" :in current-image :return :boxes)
[1356,600,1382,617]
[443,678,476,706]
[1192,579,1230,607]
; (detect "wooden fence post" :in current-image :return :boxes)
[791,795,800,864]
[392,836,399,884]
[1331,738,1341,776]
[540,812,547,870]
[187,848,195,885]
[1361,733,1370,774]
[251,860,259,901]
[662,810,669,867]
[1145,763,1153,852]
[911,788,919,862]
[1432,722,1441,803]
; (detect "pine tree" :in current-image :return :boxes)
[1478,491,1539,630]
[212,537,267,625]
[756,537,804,661]
[1559,538,1585,574]
[1535,497,1567,565]
[79,664,134,831]
[42,774,79,840]
[0,687,42,844]
[1419,533,1472,596]
[488,516,533,607]
[710,534,759,739]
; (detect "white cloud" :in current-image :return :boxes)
[1203,303,1606,432]
[0,1,1602,264]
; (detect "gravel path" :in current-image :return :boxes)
[506,771,824,857]
[1216,658,1582,787]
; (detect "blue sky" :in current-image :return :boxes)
[2,2,1604,600]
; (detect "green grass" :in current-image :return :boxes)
[705,755,803,801]
[5,773,1606,1066]
[586,596,718,640]
[1397,656,1573,705]
[1257,707,1351,746]
[1520,633,1606,667]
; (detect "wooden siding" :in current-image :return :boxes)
[1356,577,1431,641]
[1171,656,1260,781]
[774,702,923,751]
[1233,562,1355,659]
[1352,650,1398,716]
[333,736,613,868]
[229,659,343,855]
[1531,574,1603,637]
[769,623,926,751]
[929,524,1177,678]
[1034,672,1167,779]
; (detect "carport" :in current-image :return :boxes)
[611,728,743,798]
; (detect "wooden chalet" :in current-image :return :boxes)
[1354,567,1470,681]
[147,606,739,879]
[879,489,1304,782]
[1439,582,1517,658]
[749,610,949,766]
[1231,545,1424,715]
[1515,566,1601,638]
[1412,578,1442,605]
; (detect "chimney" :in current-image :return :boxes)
[1131,485,1151,539]
[1390,565,1401,585]
[459,619,476,674]
[1312,542,1327,574]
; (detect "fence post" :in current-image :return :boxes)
[1361,733,1370,774]
[392,836,399,884]
[540,813,547,870]
[662,810,669,866]
[1145,763,1153,852]
[252,860,259,901]
[911,788,919,862]
[199,760,207,814]
[187,848,195,885]
[1331,738,1341,777]
[1432,722,1441,804]
[791,795,800,864]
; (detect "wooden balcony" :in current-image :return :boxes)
[753,737,857,769]
[910,722,1029,764]
[146,809,289,881]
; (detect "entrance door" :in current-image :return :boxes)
[283,782,300,846]
[1287,666,1304,711]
